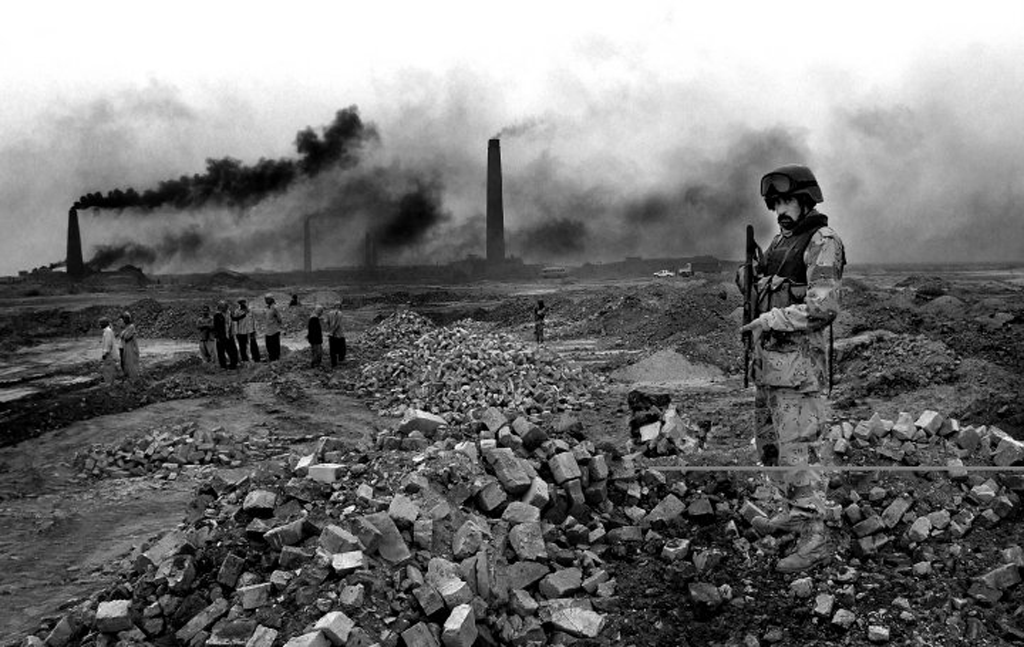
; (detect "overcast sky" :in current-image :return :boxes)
[2,0,1023,275]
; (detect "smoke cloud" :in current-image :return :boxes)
[6,44,1024,275]
[74,106,375,211]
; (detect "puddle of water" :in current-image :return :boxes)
[0,335,313,403]
[0,338,197,403]
[0,386,40,403]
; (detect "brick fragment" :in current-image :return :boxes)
[442,604,477,647]
[313,611,355,646]
[548,452,582,484]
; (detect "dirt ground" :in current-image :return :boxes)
[0,266,1022,645]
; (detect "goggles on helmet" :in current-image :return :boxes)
[760,172,795,197]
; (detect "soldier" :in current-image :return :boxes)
[739,164,846,572]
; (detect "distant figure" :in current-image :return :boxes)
[325,300,346,367]
[289,293,301,307]
[214,300,239,369]
[119,312,141,379]
[233,298,261,363]
[265,294,283,361]
[307,305,324,368]
[196,305,215,363]
[99,317,117,385]
[534,299,547,344]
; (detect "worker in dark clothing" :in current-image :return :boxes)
[307,305,324,368]
[534,299,548,344]
[325,301,346,367]
[214,300,239,369]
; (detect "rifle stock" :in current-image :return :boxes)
[742,225,756,388]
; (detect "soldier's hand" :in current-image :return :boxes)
[740,317,767,341]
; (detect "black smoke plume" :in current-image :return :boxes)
[86,228,204,271]
[73,106,376,211]
[374,180,449,249]
[87,242,157,271]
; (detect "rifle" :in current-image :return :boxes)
[742,224,756,388]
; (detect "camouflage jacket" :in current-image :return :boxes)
[752,212,846,391]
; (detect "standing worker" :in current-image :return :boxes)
[119,312,141,380]
[534,299,547,344]
[264,294,283,361]
[307,305,324,368]
[233,298,261,363]
[99,317,118,385]
[738,164,846,572]
[197,305,215,363]
[214,300,238,369]
[325,300,346,367]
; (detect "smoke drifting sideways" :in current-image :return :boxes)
[76,107,373,213]
[77,107,449,272]
[503,127,809,263]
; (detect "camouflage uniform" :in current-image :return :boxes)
[748,208,845,514]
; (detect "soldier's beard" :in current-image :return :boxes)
[778,215,796,231]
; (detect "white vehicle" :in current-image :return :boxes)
[653,269,674,278]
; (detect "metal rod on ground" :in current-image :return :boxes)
[650,464,1024,473]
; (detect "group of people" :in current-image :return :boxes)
[196,294,281,369]
[98,312,141,384]
[194,294,347,371]
[195,293,291,369]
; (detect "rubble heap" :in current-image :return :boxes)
[360,312,437,357]
[30,407,636,647]
[73,423,277,481]
[356,320,598,422]
[621,389,704,457]
[23,399,1024,647]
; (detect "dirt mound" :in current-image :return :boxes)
[485,281,742,373]
[838,333,961,399]
[196,270,265,290]
[611,348,725,386]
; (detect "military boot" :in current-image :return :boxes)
[776,520,834,573]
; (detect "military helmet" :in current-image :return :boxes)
[760,164,823,207]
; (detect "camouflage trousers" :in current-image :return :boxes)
[754,385,830,514]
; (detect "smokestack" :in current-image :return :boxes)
[364,231,378,268]
[486,139,505,265]
[303,216,312,273]
[66,208,85,279]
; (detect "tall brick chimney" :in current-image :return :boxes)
[303,216,312,273]
[486,138,505,265]
[66,208,85,279]
[364,231,378,268]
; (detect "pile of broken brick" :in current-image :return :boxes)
[73,424,277,481]
[24,393,1024,646]
[359,312,438,358]
[356,322,598,423]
